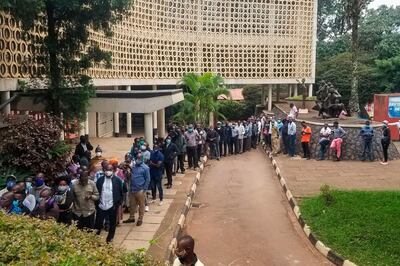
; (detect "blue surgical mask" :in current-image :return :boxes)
[6,180,16,191]
[25,182,32,191]
[166,139,171,144]
[35,179,44,187]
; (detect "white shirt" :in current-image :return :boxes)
[99,177,113,210]
[320,127,332,140]
[238,125,245,139]
[289,105,298,118]
[173,258,204,266]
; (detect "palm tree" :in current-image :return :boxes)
[176,72,229,125]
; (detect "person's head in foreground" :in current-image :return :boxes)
[174,235,204,266]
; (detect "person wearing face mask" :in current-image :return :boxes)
[380,120,391,165]
[35,188,59,220]
[95,164,124,243]
[141,145,151,164]
[173,235,204,266]
[29,173,50,202]
[124,153,150,226]
[184,124,200,170]
[24,176,33,194]
[330,121,346,161]
[163,136,179,189]
[55,178,73,224]
[0,175,17,198]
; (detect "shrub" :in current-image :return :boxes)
[286,95,317,101]
[0,115,71,179]
[320,184,335,206]
[0,213,162,265]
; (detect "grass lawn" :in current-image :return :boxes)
[300,190,400,266]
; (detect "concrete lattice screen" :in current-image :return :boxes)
[0,0,317,84]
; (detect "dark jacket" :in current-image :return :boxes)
[382,127,391,144]
[173,134,187,154]
[216,126,225,141]
[75,142,93,160]
[207,130,219,143]
[224,126,232,142]
[96,176,124,207]
[163,142,179,162]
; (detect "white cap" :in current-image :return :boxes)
[383,120,388,125]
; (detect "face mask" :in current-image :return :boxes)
[58,186,68,192]
[96,152,102,157]
[166,139,171,144]
[141,145,147,151]
[105,171,113,177]
[35,179,44,187]
[135,160,142,165]
[383,125,387,128]
[139,140,145,145]
[188,128,193,133]
[6,180,16,191]
[25,182,32,191]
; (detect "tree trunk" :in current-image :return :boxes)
[348,1,361,115]
[46,2,62,116]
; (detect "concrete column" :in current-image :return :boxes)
[261,87,266,106]
[289,85,292,98]
[85,112,89,137]
[144,112,153,148]
[275,84,280,102]
[294,85,298,96]
[157,108,165,138]
[152,85,158,133]
[268,85,273,111]
[1,91,11,114]
[126,85,132,137]
[153,112,158,130]
[308,84,313,97]
[113,86,119,137]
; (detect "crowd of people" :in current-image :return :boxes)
[0,108,395,248]
[261,103,393,165]
[0,118,263,244]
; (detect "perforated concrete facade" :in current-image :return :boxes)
[1,0,317,85]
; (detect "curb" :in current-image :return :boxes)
[164,156,208,264]
[261,143,357,266]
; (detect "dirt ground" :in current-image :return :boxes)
[184,149,331,266]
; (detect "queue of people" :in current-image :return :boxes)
[261,104,393,164]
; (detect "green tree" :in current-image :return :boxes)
[375,55,400,93]
[176,73,229,125]
[0,0,132,121]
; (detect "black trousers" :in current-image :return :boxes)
[302,142,311,158]
[219,141,226,156]
[164,161,174,185]
[177,154,185,172]
[58,210,72,225]
[95,206,117,242]
[74,212,95,230]
[382,142,389,162]
[186,146,199,168]
[251,135,257,148]
[229,137,238,154]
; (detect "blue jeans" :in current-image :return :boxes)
[288,134,296,156]
[361,139,373,161]
[319,139,330,160]
[150,175,163,201]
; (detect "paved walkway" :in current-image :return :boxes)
[90,137,196,253]
[275,155,400,197]
[185,149,331,266]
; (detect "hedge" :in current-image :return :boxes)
[0,213,162,266]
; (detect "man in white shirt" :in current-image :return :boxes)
[289,103,298,119]
[238,122,245,153]
[173,235,204,266]
[95,164,124,243]
[318,123,332,160]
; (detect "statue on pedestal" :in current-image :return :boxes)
[314,81,345,118]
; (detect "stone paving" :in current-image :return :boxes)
[274,155,400,198]
[90,137,195,253]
